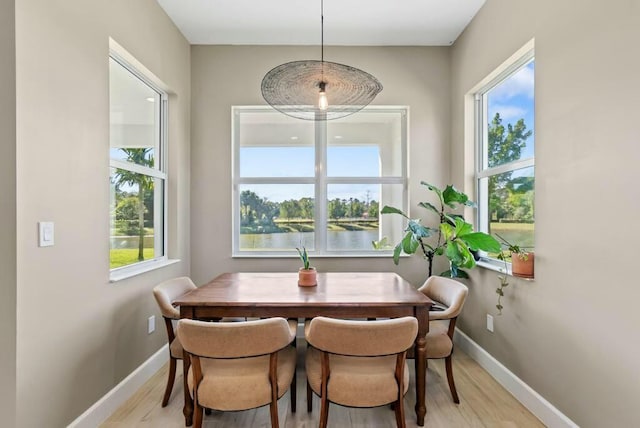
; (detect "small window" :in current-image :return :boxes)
[109,55,167,273]
[476,52,535,261]
[232,107,408,256]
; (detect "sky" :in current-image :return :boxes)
[487,60,535,161]
[240,146,382,203]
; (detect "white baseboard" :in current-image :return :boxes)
[454,328,579,428]
[67,345,168,428]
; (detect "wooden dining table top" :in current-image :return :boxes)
[174,271,432,308]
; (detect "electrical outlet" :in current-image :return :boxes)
[147,315,155,334]
[486,314,494,332]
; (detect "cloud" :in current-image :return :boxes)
[489,104,527,122]
[489,63,534,101]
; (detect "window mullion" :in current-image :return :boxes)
[477,157,535,179]
[315,120,328,253]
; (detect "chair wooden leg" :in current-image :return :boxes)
[161,357,177,407]
[394,399,406,428]
[307,381,313,412]
[291,345,297,413]
[269,398,279,428]
[445,355,460,404]
[319,393,329,428]
[193,401,203,428]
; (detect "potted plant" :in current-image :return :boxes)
[496,233,534,279]
[296,247,317,287]
[381,181,501,278]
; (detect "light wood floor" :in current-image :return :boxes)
[102,343,544,427]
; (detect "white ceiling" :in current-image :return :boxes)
[156,0,486,46]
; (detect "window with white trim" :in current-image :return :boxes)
[476,52,535,262]
[232,106,408,256]
[109,55,167,273]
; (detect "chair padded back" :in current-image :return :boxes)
[153,276,197,319]
[306,316,418,356]
[177,317,295,358]
[418,276,468,321]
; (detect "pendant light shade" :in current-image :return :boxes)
[261,60,382,121]
[260,1,383,121]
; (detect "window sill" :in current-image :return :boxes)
[476,259,535,281]
[110,258,180,283]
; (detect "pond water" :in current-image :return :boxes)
[240,230,380,251]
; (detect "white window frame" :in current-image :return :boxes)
[231,106,408,257]
[109,51,169,280]
[475,48,535,267]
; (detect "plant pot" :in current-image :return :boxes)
[298,267,317,287]
[512,252,534,278]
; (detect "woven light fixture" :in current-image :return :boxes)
[261,0,383,121]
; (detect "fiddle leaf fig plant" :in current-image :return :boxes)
[381,181,501,278]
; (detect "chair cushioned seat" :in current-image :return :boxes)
[305,347,409,407]
[425,320,452,358]
[187,346,296,411]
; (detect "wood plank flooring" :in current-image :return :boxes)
[102,343,544,427]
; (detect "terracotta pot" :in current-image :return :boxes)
[511,252,534,278]
[298,267,317,287]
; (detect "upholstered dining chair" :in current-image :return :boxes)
[418,276,469,404]
[305,316,418,428]
[177,317,298,428]
[152,276,198,407]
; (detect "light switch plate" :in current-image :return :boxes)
[38,221,55,247]
[486,314,494,332]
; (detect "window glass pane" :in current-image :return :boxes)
[327,110,403,177]
[239,184,315,251]
[481,166,535,254]
[110,168,162,268]
[327,184,404,251]
[238,111,315,177]
[109,58,160,167]
[485,61,535,169]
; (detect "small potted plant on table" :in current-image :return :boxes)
[296,247,317,287]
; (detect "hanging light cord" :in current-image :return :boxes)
[321,0,324,62]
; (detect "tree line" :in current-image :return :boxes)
[240,190,380,233]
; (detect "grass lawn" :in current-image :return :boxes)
[110,248,155,269]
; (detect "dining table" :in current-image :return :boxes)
[174,271,433,426]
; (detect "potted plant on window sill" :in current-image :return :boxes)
[380,181,501,279]
[296,247,317,287]
[496,233,534,279]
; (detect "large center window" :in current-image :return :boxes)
[232,106,407,256]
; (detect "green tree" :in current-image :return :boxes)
[298,197,314,219]
[279,199,301,220]
[367,200,379,219]
[488,113,532,221]
[113,148,154,261]
[328,198,346,219]
[115,196,142,235]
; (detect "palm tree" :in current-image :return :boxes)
[113,148,154,261]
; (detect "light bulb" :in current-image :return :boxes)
[318,81,328,110]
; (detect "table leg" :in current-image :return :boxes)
[414,306,428,426]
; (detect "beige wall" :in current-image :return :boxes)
[0,0,17,426]
[190,45,451,286]
[14,0,191,426]
[451,1,640,426]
